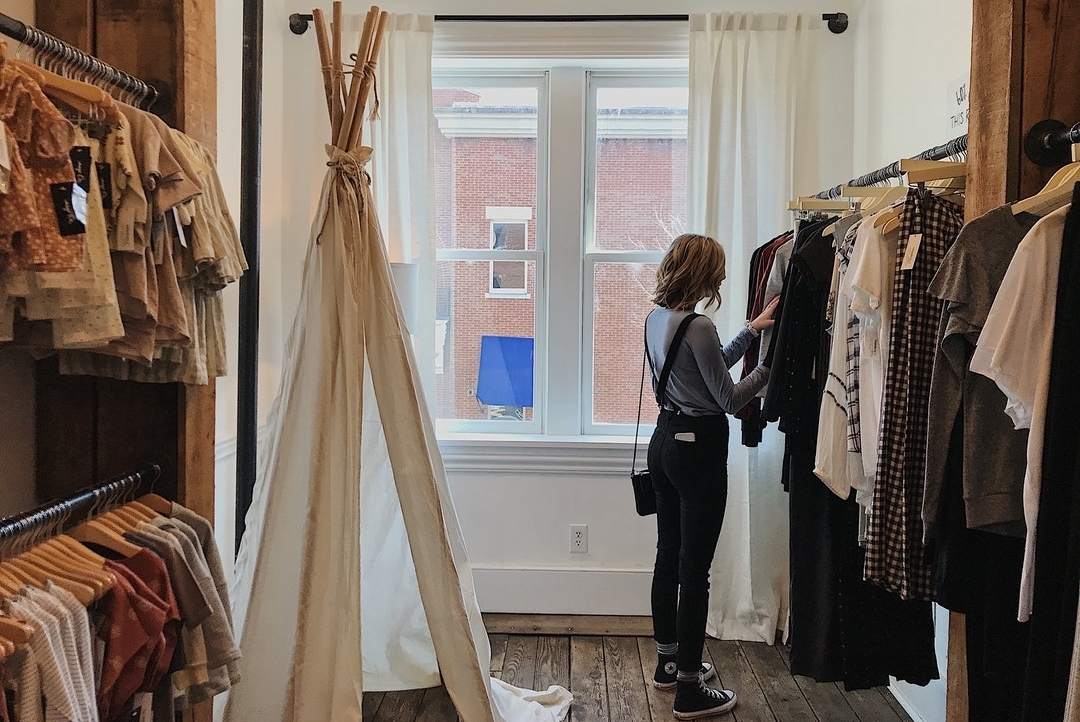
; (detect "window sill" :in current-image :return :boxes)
[484,292,532,300]
[437,433,643,476]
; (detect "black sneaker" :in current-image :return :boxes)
[653,659,717,690]
[673,679,737,719]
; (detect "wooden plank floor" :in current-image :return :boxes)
[363,635,916,721]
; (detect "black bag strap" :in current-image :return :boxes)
[633,312,700,472]
[654,312,699,408]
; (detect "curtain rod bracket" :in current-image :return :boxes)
[289,13,313,35]
[1025,119,1080,167]
[822,13,849,34]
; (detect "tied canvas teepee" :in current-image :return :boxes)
[224,5,570,721]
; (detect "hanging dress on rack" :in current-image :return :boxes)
[765,216,940,689]
[865,187,963,601]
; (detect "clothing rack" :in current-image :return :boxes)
[288,11,851,33]
[0,464,161,559]
[813,134,969,199]
[0,12,159,109]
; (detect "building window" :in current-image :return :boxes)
[487,209,531,297]
[433,63,687,436]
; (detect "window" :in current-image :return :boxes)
[487,208,531,297]
[433,54,687,437]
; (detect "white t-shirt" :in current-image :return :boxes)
[970,204,1069,622]
[846,209,900,485]
[815,229,867,499]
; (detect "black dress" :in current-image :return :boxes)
[765,218,939,690]
[1022,183,1080,722]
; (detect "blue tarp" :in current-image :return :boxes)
[476,335,534,407]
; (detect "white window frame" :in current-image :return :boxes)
[581,71,688,436]
[433,70,549,435]
[432,28,689,444]
[486,207,532,298]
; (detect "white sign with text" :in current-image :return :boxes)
[948,75,969,131]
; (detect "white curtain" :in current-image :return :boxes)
[369,14,437,397]
[687,12,813,643]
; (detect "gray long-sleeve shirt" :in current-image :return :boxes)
[645,308,770,416]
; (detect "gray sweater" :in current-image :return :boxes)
[645,308,770,416]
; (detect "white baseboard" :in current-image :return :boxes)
[471,566,653,615]
[889,679,946,722]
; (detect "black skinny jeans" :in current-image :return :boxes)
[648,409,729,676]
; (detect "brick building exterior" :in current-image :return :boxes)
[435,89,686,426]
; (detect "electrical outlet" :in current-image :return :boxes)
[570,524,588,553]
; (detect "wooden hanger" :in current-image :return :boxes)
[20,545,112,599]
[8,59,120,123]
[871,160,968,232]
[0,565,24,598]
[93,512,129,535]
[821,185,905,234]
[1011,169,1079,216]
[106,505,148,527]
[6,538,103,594]
[842,184,908,215]
[50,535,118,599]
[787,198,851,212]
[125,500,161,520]
[4,556,96,606]
[0,560,35,586]
[52,533,110,568]
[0,614,32,646]
[900,158,968,184]
[136,493,174,516]
[1012,146,1080,216]
[67,519,142,558]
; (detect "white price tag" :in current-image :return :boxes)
[172,207,189,248]
[0,124,10,194]
[71,183,88,225]
[900,233,923,271]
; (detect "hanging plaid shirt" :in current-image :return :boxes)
[865,188,963,601]
[840,220,863,453]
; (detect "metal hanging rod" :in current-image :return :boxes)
[0,464,161,560]
[289,11,850,34]
[0,12,161,109]
[1025,119,1080,167]
[813,134,969,199]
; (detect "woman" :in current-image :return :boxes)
[645,233,777,719]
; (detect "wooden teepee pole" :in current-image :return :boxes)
[336,6,379,150]
[311,9,338,126]
[329,1,344,142]
[347,10,388,151]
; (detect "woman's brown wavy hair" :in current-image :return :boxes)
[651,233,726,311]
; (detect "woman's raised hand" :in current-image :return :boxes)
[750,295,780,332]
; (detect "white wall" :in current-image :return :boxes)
[228,0,856,615]
[850,3,973,721]
[0,0,38,519]
[213,0,291,570]
[851,0,973,172]
[213,5,967,720]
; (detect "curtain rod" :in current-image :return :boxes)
[434,15,688,22]
[289,12,850,34]
[813,134,969,199]
[0,12,161,109]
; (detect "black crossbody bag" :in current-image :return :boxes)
[630,312,699,516]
